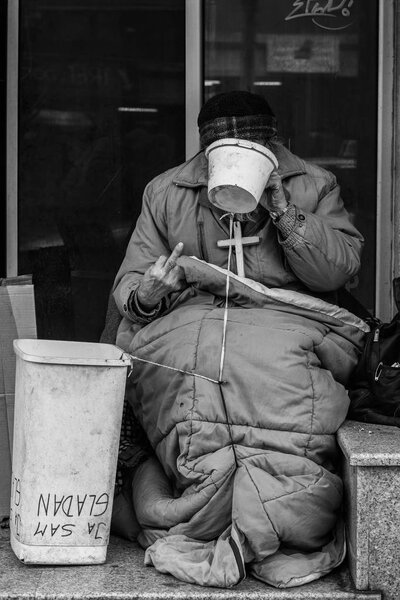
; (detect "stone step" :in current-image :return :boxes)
[338,420,400,600]
[0,531,381,600]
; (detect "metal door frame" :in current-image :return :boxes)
[185,0,203,159]
[376,0,396,320]
[6,0,18,277]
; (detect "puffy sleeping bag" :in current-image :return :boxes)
[121,256,368,588]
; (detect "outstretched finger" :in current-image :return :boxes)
[164,242,184,272]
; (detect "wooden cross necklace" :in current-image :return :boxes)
[217,218,260,278]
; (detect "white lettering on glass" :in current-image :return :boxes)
[285,0,354,31]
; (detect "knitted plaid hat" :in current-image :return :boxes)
[198,90,277,149]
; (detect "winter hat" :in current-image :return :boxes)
[198,90,277,149]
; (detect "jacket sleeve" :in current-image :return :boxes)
[113,182,172,322]
[275,173,364,292]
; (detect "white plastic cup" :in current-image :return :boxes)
[10,339,131,565]
[205,138,279,213]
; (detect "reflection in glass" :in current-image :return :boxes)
[205,0,378,312]
[18,0,185,341]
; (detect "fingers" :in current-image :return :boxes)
[164,242,184,273]
[170,264,185,283]
[155,255,168,268]
[138,244,186,308]
[266,171,282,190]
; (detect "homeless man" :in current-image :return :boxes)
[112,91,369,588]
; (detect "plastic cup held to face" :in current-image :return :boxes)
[205,138,279,213]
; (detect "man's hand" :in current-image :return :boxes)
[136,242,186,310]
[261,171,289,213]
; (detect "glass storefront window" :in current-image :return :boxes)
[18,0,185,341]
[204,0,378,313]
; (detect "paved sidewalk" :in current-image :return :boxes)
[0,528,381,600]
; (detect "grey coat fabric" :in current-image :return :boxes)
[113,144,363,345]
[111,145,365,587]
[125,258,368,588]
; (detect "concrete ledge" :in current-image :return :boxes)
[0,530,380,600]
[338,420,400,466]
[338,420,400,600]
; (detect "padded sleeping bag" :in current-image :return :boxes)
[120,256,368,588]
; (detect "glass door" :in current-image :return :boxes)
[204,0,378,314]
[17,0,186,341]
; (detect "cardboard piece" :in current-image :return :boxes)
[0,276,36,518]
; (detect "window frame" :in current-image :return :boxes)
[376,0,397,320]
[6,0,18,278]
[185,0,203,159]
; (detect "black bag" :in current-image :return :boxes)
[347,278,400,426]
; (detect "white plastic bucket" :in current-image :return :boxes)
[10,339,131,565]
[205,138,279,213]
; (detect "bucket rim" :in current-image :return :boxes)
[205,138,278,167]
[13,339,132,367]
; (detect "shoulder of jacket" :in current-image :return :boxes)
[301,159,337,187]
[144,152,205,197]
[276,145,335,189]
[144,162,188,198]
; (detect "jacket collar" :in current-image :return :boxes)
[172,144,307,190]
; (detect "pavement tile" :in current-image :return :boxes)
[0,532,381,600]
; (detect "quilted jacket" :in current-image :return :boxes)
[113,143,363,338]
